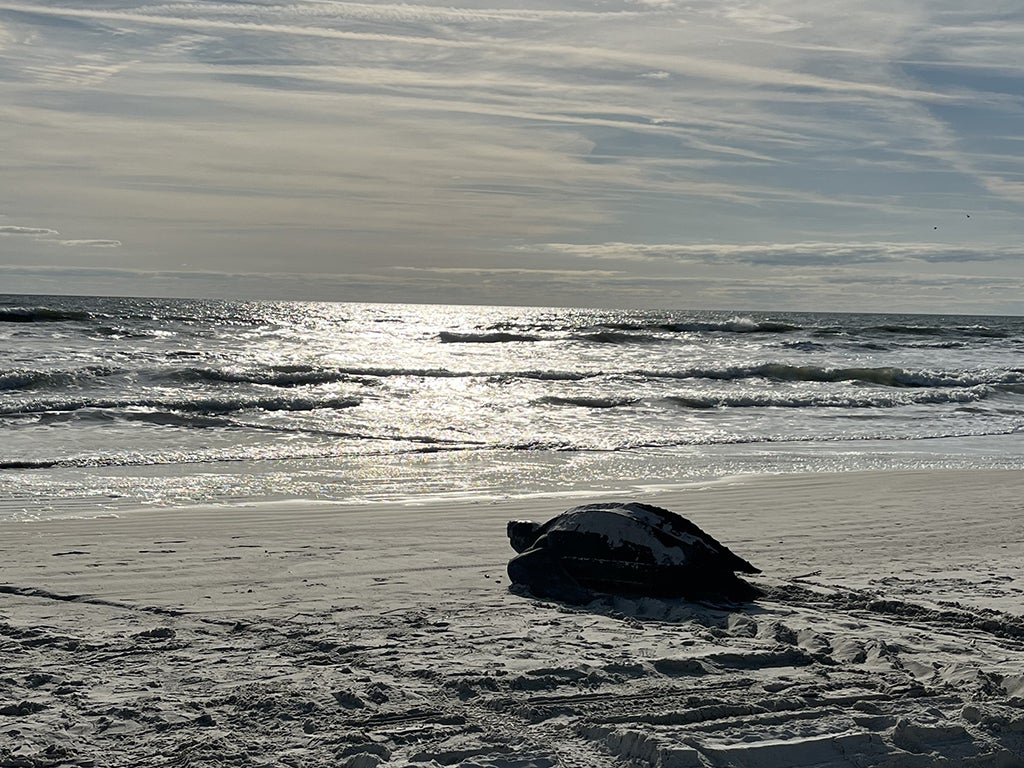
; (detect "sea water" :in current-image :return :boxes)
[1,295,1022,519]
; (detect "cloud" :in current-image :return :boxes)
[531,241,1023,266]
[0,1,969,102]
[1,1,1023,312]
[58,239,122,247]
[0,224,121,249]
[0,3,626,53]
[392,266,624,277]
[721,5,811,34]
[0,225,59,237]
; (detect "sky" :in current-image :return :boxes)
[1,0,1022,313]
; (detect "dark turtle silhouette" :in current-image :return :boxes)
[507,502,761,604]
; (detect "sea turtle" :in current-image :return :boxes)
[507,501,761,604]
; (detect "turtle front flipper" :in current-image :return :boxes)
[507,538,594,605]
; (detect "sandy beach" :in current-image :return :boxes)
[2,470,1023,767]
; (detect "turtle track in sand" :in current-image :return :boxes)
[2,577,1024,767]
[278,579,1024,767]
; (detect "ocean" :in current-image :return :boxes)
[1,294,1022,520]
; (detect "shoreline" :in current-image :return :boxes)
[4,433,1024,523]
[2,468,1023,766]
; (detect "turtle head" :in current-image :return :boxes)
[507,520,541,553]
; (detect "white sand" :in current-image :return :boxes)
[1,470,1023,767]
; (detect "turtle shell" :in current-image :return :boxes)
[526,502,758,572]
[508,502,761,601]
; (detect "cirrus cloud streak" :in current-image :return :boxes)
[533,241,1022,266]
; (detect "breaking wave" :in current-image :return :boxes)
[593,318,802,334]
[448,318,804,343]
[665,387,991,410]
[0,394,362,417]
[154,363,1021,390]
[174,362,1016,390]
[863,323,1009,339]
[0,365,119,392]
[502,425,1024,453]
[538,395,640,409]
[635,364,1021,388]
[0,307,94,323]
[663,318,802,334]
[170,365,376,387]
[438,331,541,343]
[573,331,669,345]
